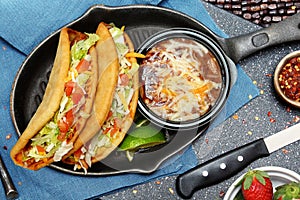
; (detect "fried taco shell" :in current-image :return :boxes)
[91,33,139,163]
[10,24,119,170]
[63,25,140,172]
[62,22,120,160]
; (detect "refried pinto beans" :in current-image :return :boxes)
[139,38,222,121]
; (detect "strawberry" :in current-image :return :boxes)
[273,182,300,200]
[240,170,273,200]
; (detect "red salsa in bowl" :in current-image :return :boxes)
[274,50,300,108]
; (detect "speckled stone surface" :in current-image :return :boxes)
[100,2,300,199]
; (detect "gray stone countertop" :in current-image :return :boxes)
[101,2,300,199]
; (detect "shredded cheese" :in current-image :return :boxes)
[117,90,129,111]
[140,38,222,121]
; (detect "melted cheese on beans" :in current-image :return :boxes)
[140,38,222,121]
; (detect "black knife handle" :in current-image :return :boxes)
[176,139,270,199]
[0,154,18,200]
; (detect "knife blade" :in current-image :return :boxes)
[176,122,300,199]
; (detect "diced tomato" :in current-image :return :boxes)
[72,93,83,105]
[109,118,121,137]
[106,111,113,120]
[103,127,118,137]
[113,118,122,129]
[36,145,45,154]
[76,58,90,73]
[57,110,75,141]
[102,118,121,137]
[120,74,129,86]
[65,81,75,96]
[109,128,118,137]
[103,127,110,135]
[57,132,67,141]
[72,85,84,105]
[58,120,68,133]
[65,110,74,127]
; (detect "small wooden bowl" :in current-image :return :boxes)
[274,50,300,108]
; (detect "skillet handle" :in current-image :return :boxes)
[223,13,300,63]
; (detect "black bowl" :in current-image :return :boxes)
[137,28,234,130]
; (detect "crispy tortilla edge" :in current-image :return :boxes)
[62,22,119,161]
[10,28,71,169]
[67,45,99,145]
[91,32,139,163]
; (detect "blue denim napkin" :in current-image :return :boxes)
[0,0,259,199]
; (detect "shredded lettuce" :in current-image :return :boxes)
[109,26,129,59]
[109,26,124,40]
[27,147,47,160]
[115,43,129,58]
[29,122,61,161]
[71,33,99,62]
[31,122,59,146]
[57,94,73,120]
[59,94,69,113]
[76,73,90,87]
[128,62,139,76]
[84,134,112,167]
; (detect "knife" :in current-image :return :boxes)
[0,154,18,200]
[176,122,300,199]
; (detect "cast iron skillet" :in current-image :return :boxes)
[10,5,300,175]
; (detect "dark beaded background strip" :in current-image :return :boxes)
[203,0,300,27]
